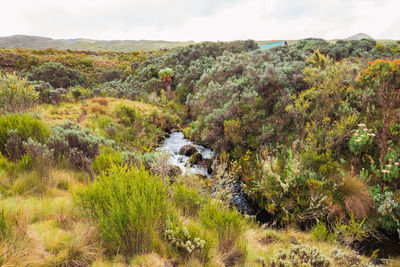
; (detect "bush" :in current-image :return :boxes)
[23,138,53,178]
[0,114,50,160]
[173,183,208,217]
[30,80,66,104]
[199,200,247,253]
[75,165,168,257]
[0,73,38,114]
[47,121,112,172]
[28,62,84,88]
[93,76,141,100]
[92,146,124,174]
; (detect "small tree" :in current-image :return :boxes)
[0,73,38,114]
[158,68,174,100]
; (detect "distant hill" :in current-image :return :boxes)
[345,33,373,40]
[0,35,195,51]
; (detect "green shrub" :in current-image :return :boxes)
[28,62,84,88]
[0,114,50,159]
[333,215,368,246]
[0,73,38,114]
[23,138,53,178]
[75,165,167,257]
[30,80,66,104]
[47,121,112,172]
[115,104,142,127]
[199,200,247,253]
[92,146,124,174]
[173,183,208,217]
[310,221,334,242]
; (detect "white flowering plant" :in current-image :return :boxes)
[164,222,206,256]
[349,123,375,155]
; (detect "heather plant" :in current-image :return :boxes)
[47,121,112,172]
[30,80,66,104]
[23,138,53,178]
[28,62,84,88]
[0,73,38,114]
[75,165,168,257]
[359,58,400,164]
[93,76,141,99]
[158,67,174,99]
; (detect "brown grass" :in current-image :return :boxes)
[343,175,373,219]
[92,97,109,106]
[90,104,107,115]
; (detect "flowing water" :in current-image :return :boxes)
[158,131,253,214]
[157,131,213,177]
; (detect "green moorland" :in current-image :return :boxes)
[1,38,400,266]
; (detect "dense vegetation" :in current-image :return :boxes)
[1,38,400,266]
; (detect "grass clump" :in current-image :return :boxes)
[92,146,124,174]
[173,183,208,217]
[199,200,248,266]
[75,165,168,258]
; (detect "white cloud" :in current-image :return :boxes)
[0,0,399,40]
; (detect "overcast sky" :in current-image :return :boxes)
[1,0,399,41]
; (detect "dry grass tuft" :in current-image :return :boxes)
[92,97,109,106]
[342,175,373,219]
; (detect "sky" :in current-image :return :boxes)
[1,0,399,41]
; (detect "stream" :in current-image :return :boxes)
[158,131,253,214]
[157,131,213,177]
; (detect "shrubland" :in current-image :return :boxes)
[0,38,400,266]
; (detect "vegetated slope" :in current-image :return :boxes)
[0,34,195,51]
[1,38,400,266]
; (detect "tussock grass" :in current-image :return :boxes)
[343,175,373,219]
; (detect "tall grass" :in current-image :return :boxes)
[342,175,373,219]
[199,200,247,254]
[75,165,168,257]
[173,183,208,217]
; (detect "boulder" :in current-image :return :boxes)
[178,145,197,156]
[198,158,213,174]
[188,152,203,165]
[168,164,182,178]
